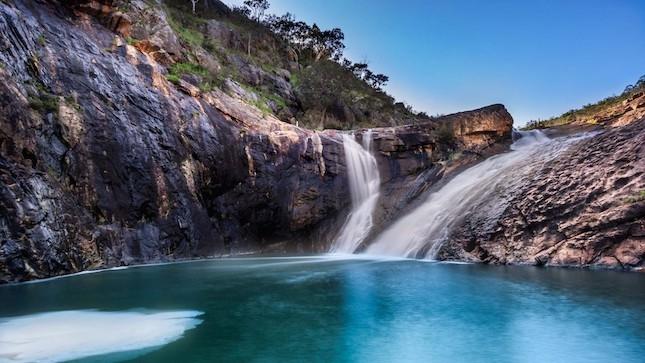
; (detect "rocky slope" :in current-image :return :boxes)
[149,0,429,129]
[439,117,645,270]
[0,0,512,282]
[525,78,645,131]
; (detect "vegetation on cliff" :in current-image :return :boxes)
[157,0,428,129]
[524,75,645,130]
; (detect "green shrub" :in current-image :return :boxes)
[237,83,286,116]
[166,7,205,47]
[435,123,456,146]
[166,73,181,84]
[64,95,81,111]
[167,62,219,94]
[266,93,287,109]
[159,0,421,129]
[289,72,300,87]
[37,34,46,46]
[29,94,59,113]
[199,81,215,92]
[624,190,645,204]
[169,62,208,77]
[125,36,138,46]
[524,75,645,130]
[175,26,204,47]
[251,98,272,117]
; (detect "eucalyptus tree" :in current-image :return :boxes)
[243,0,270,21]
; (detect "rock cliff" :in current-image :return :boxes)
[2,0,639,283]
[0,0,513,282]
[355,104,514,243]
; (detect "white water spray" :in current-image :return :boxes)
[331,130,381,253]
[366,130,586,259]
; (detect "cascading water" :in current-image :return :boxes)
[365,130,589,259]
[331,130,381,253]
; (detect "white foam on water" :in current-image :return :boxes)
[18,266,133,286]
[436,260,474,265]
[0,310,203,363]
[336,253,415,262]
[244,258,342,268]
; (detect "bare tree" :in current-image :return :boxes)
[190,0,199,14]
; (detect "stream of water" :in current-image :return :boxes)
[366,130,583,258]
[330,131,381,253]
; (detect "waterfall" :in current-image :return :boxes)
[365,130,586,259]
[330,130,381,253]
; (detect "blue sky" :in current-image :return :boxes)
[224,0,645,125]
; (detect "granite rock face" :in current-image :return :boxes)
[0,1,345,282]
[440,119,645,270]
[0,1,513,282]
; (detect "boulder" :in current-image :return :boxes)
[67,0,132,36]
[128,1,184,64]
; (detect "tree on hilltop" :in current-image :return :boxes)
[243,0,270,21]
[307,24,345,61]
[342,60,389,90]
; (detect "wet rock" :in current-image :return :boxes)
[317,105,515,250]
[442,119,645,270]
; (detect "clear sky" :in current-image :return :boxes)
[224,0,645,126]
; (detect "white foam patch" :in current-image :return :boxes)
[0,310,203,363]
[437,260,474,265]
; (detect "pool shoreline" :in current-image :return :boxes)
[3,252,641,288]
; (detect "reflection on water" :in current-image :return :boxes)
[0,258,643,363]
[338,262,644,362]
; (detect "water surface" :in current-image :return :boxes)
[1,257,643,363]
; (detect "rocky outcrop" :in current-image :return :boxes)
[435,104,515,150]
[67,0,132,36]
[441,119,645,270]
[128,0,184,65]
[610,91,645,127]
[0,1,514,282]
[357,105,514,237]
